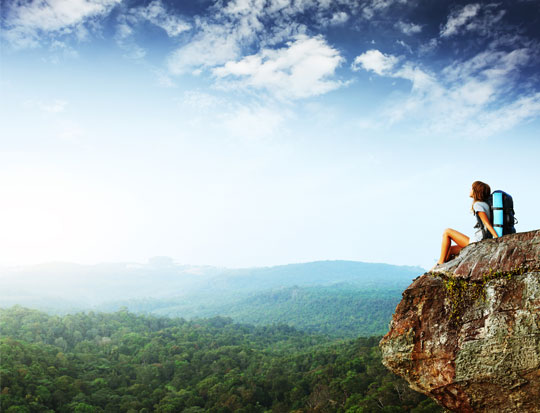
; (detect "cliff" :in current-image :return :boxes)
[380,229,540,412]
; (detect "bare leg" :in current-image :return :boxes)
[438,228,470,264]
[445,245,463,262]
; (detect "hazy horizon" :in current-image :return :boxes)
[0,259,420,328]
[0,256,427,271]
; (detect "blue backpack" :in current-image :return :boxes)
[489,190,517,237]
[475,190,517,239]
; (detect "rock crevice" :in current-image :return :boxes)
[380,230,540,413]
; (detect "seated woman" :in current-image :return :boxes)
[432,181,499,269]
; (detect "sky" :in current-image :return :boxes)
[1,0,539,270]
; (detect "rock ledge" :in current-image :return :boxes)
[380,229,540,412]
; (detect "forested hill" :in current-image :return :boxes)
[0,260,422,337]
[0,259,422,310]
[108,285,404,338]
[0,307,441,412]
[198,261,423,292]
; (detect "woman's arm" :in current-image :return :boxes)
[477,211,499,238]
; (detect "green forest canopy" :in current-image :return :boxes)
[0,307,441,413]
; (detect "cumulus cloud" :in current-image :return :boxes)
[351,49,399,75]
[213,35,344,100]
[167,22,245,75]
[2,0,121,48]
[440,3,481,37]
[352,47,540,138]
[166,0,356,76]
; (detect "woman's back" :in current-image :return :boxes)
[471,201,491,243]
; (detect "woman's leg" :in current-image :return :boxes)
[446,245,463,262]
[437,228,470,265]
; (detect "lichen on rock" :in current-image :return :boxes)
[380,229,540,413]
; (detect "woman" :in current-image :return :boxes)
[432,181,499,269]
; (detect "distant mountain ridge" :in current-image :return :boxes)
[134,284,407,337]
[205,260,424,292]
[1,259,424,336]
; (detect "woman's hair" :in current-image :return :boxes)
[471,180,491,211]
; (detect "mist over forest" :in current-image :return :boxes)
[1,260,443,412]
[1,259,423,337]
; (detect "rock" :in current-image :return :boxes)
[380,229,540,412]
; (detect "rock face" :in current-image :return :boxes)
[380,230,540,412]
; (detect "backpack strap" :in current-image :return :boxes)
[475,211,493,240]
[492,207,503,227]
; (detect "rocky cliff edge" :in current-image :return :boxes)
[380,229,540,412]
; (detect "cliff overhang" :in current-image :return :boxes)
[380,229,540,412]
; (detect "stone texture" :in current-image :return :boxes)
[380,229,540,412]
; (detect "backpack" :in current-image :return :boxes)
[490,190,517,237]
[475,190,517,238]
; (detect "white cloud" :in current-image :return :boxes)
[351,49,399,75]
[352,47,540,138]
[395,20,422,35]
[2,27,40,49]
[44,40,80,63]
[362,0,407,19]
[396,40,412,53]
[473,92,540,136]
[442,48,530,83]
[7,0,120,31]
[466,9,506,37]
[3,0,121,48]
[114,20,147,59]
[166,0,273,75]
[440,3,481,37]
[328,11,349,26]
[134,0,191,37]
[166,0,355,77]
[167,23,243,75]
[419,38,438,55]
[213,35,344,100]
[114,0,191,59]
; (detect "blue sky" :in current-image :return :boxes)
[1,0,539,269]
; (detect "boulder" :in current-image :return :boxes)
[380,230,540,412]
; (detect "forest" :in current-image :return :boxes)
[103,285,405,338]
[0,260,420,339]
[0,306,442,412]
